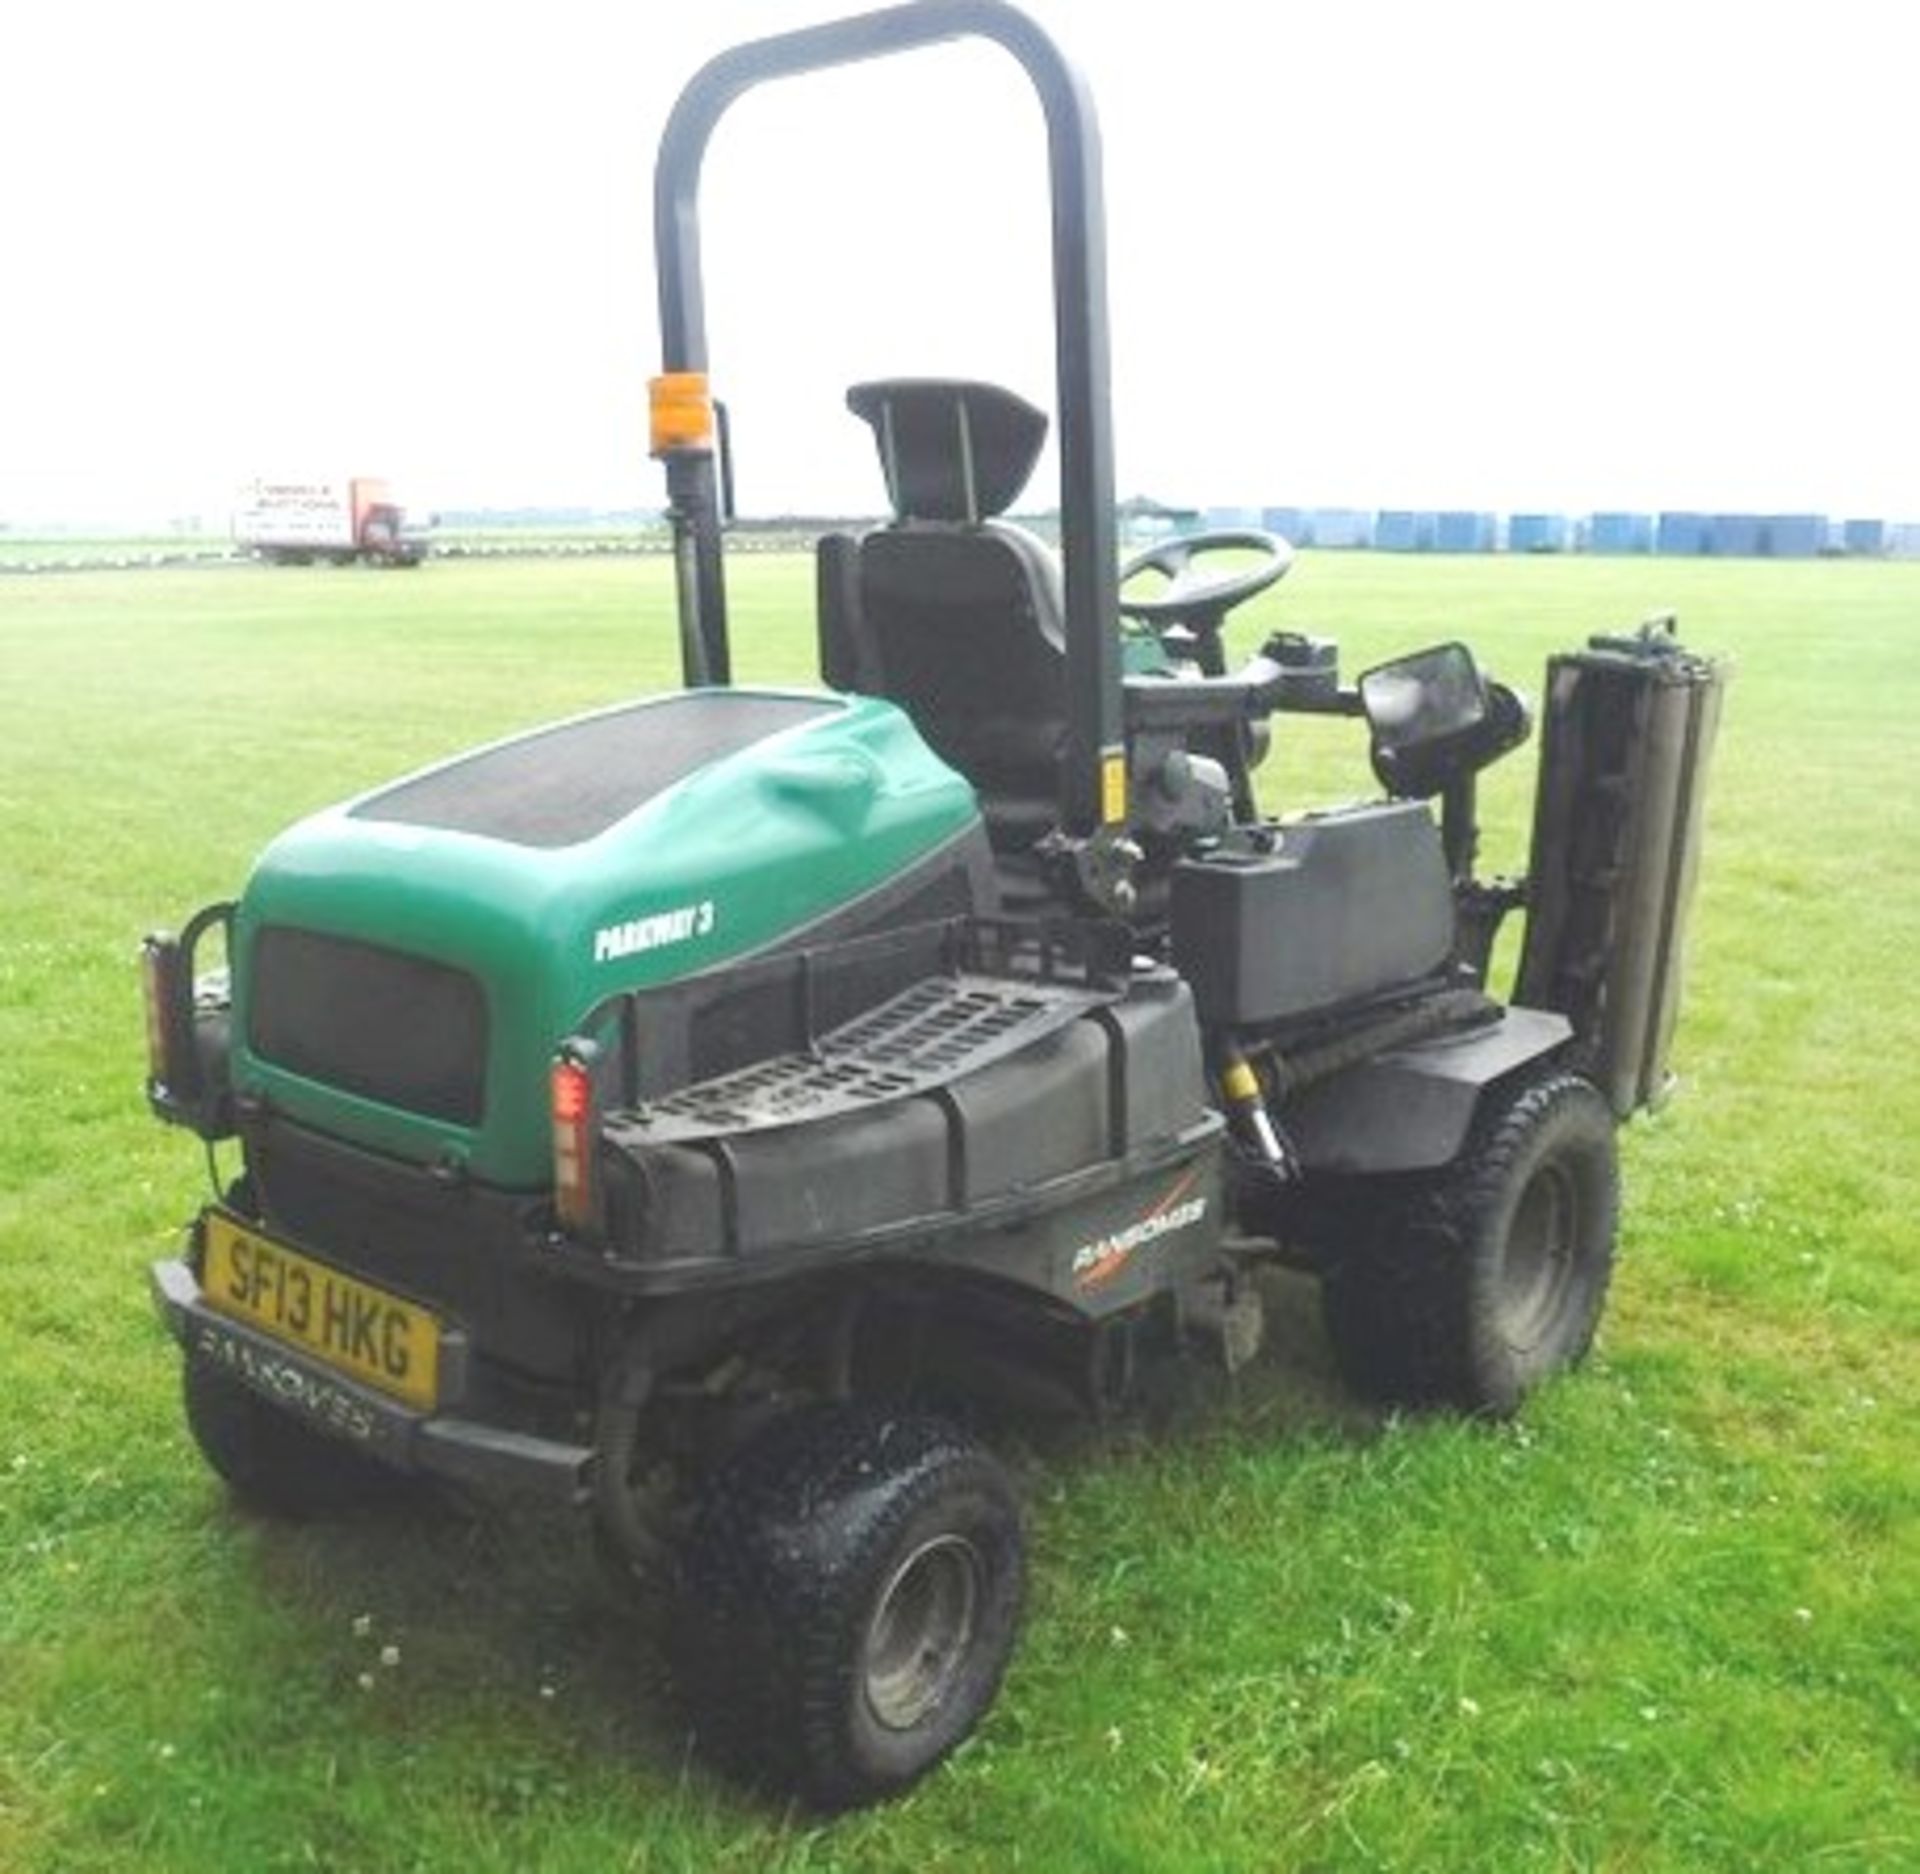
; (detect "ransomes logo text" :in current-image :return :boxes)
[1071,1171,1208,1290]
[594,899,716,964]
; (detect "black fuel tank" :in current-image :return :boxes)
[1169,802,1455,1025]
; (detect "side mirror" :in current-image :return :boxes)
[1359,642,1489,753]
[1360,643,1526,798]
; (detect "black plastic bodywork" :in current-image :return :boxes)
[151,1254,592,1502]
[1170,803,1457,1026]
[1281,1006,1573,1175]
[542,918,1221,1309]
[591,953,1221,1304]
[148,918,1231,1498]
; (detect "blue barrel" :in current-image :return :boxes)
[1308,508,1375,549]
[1375,510,1435,552]
[1508,513,1570,553]
[1435,511,1496,552]
[1590,512,1653,554]
[1657,512,1713,555]
[1762,514,1827,557]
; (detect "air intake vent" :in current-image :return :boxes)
[351,694,837,848]
[249,927,487,1125]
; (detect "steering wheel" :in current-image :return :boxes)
[1118,530,1294,649]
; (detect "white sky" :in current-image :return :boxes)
[4,0,1916,526]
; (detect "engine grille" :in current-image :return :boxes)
[248,926,488,1126]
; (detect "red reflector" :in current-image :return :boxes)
[552,1059,591,1124]
[550,1042,604,1234]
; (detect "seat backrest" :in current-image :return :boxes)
[821,380,1067,836]
[855,521,1066,808]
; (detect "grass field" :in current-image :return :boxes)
[0,538,229,568]
[2,551,1916,1871]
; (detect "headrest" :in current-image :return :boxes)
[847,379,1047,523]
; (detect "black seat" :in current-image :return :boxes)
[818,379,1067,850]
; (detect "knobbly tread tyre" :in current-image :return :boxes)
[675,1404,1024,1810]
[182,1355,406,1518]
[1319,1068,1618,1416]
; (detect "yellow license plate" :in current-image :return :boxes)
[200,1212,441,1411]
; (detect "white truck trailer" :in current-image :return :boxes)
[233,477,427,566]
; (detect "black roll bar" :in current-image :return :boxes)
[653,0,1124,838]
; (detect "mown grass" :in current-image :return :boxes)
[2,552,1916,1871]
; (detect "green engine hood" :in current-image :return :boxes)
[229,688,984,1187]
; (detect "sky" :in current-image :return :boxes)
[4,0,1916,528]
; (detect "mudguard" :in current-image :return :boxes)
[1279,1006,1573,1175]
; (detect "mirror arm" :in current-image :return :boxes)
[1440,771,1480,884]
[1271,684,1364,719]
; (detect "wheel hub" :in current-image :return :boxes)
[862,1534,982,1732]
[1500,1162,1577,1348]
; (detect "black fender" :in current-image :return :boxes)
[1280,1007,1574,1175]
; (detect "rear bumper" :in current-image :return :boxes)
[151,1257,592,1503]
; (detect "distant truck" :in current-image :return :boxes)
[234,477,428,567]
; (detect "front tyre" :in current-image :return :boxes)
[1321,1069,1618,1416]
[677,1405,1024,1810]
[182,1356,406,1518]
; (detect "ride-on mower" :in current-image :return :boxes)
[143,0,1723,1809]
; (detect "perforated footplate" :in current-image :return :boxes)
[604,969,1110,1145]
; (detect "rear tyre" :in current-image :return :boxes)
[1319,1069,1618,1416]
[182,1356,406,1518]
[676,1404,1024,1810]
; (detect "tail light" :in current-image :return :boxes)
[550,1039,603,1234]
[141,934,197,1101]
